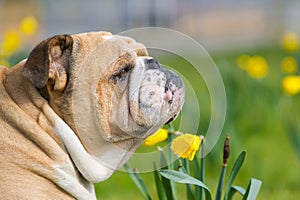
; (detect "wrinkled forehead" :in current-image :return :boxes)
[71,32,148,58]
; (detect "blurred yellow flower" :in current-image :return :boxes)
[246,56,268,79]
[0,58,9,67]
[281,32,299,52]
[171,133,200,161]
[237,54,250,70]
[282,76,300,96]
[0,30,21,57]
[281,56,298,74]
[20,16,38,36]
[144,128,168,146]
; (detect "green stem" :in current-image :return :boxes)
[200,139,205,200]
[183,158,190,174]
[167,123,177,200]
[182,159,194,200]
[167,123,175,170]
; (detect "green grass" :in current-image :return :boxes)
[95,47,300,199]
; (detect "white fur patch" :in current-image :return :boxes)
[53,117,115,183]
[55,168,96,200]
[102,35,114,40]
[42,103,119,199]
[129,57,153,102]
[129,57,145,102]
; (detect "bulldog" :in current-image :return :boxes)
[0,32,184,199]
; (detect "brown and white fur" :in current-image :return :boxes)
[0,32,184,199]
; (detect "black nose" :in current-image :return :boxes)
[144,58,161,70]
[163,69,184,89]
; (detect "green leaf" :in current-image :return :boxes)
[193,157,202,198]
[124,164,152,200]
[160,147,168,170]
[285,119,300,158]
[224,151,246,200]
[228,185,246,200]
[153,163,167,200]
[242,178,262,200]
[160,169,209,189]
[159,169,212,200]
[179,166,195,200]
[216,165,227,200]
[133,169,152,200]
[159,149,174,200]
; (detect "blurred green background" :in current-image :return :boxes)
[1,0,300,199]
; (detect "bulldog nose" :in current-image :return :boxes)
[145,58,161,70]
[164,69,184,89]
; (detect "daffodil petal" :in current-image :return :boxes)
[171,134,193,155]
[1,30,21,57]
[236,54,250,70]
[246,56,268,79]
[282,76,300,96]
[143,129,168,146]
[171,134,200,160]
[20,16,38,35]
[281,56,298,74]
[188,150,197,161]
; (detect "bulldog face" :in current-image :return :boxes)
[22,32,184,181]
[98,49,184,142]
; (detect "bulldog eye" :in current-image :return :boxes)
[111,64,133,83]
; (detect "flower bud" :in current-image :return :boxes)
[223,135,230,166]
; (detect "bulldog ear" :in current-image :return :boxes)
[22,35,73,90]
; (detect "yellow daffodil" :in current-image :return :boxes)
[281,32,299,52]
[246,56,268,79]
[144,128,168,146]
[282,76,300,96]
[236,54,250,70]
[281,56,298,74]
[20,16,38,36]
[171,133,200,161]
[0,30,21,57]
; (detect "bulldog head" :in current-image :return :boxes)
[22,32,184,181]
